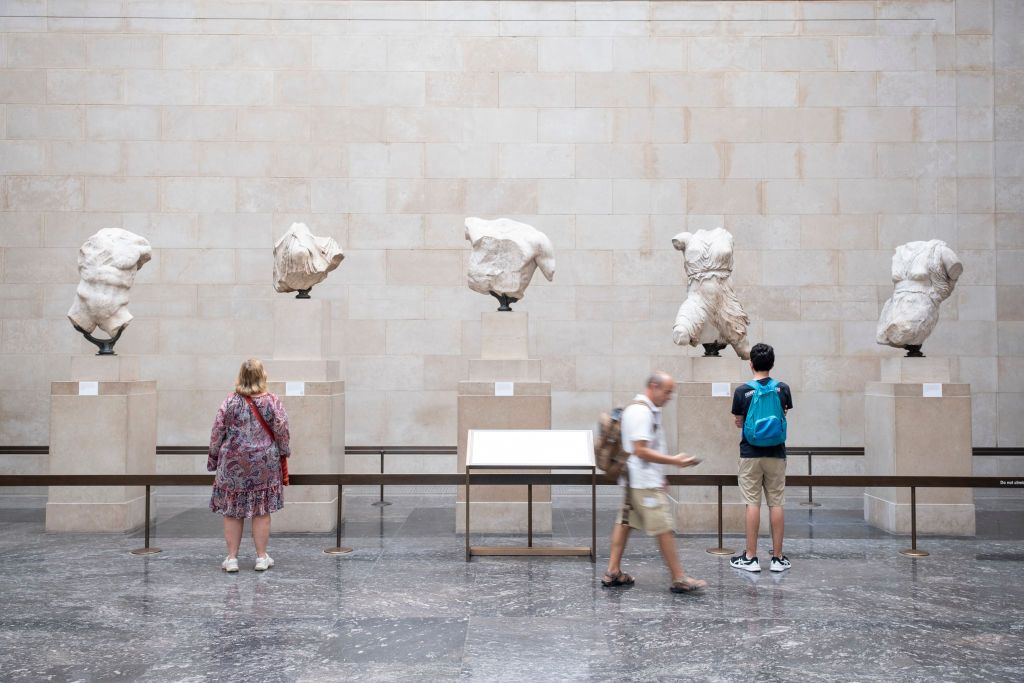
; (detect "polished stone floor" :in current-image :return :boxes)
[1,489,1023,682]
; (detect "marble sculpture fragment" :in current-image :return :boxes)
[67,228,152,354]
[273,222,344,298]
[877,239,962,356]
[671,227,751,359]
[465,217,556,311]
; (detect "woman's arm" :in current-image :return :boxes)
[207,398,229,471]
[270,394,291,458]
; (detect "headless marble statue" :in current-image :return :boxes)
[877,239,962,357]
[671,227,751,359]
[465,217,555,311]
[67,228,152,355]
[273,222,344,298]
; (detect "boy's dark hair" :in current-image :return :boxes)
[750,343,775,372]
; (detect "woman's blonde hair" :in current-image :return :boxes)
[235,358,268,396]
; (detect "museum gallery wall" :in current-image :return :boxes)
[0,1,1021,475]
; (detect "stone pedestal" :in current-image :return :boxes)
[673,358,768,534]
[46,356,157,532]
[263,299,345,533]
[864,365,975,535]
[456,312,552,533]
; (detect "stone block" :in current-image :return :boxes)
[265,379,345,533]
[456,381,552,533]
[46,379,157,532]
[864,382,975,535]
[272,298,331,361]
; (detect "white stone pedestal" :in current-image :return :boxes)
[46,356,157,532]
[673,357,768,535]
[263,299,345,533]
[864,362,974,535]
[456,312,552,533]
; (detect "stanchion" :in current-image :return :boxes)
[324,484,353,555]
[800,451,821,507]
[130,485,161,556]
[527,484,533,548]
[706,484,735,555]
[899,486,929,557]
[371,449,391,507]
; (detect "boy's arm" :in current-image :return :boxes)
[731,387,744,428]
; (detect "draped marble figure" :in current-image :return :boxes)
[465,217,556,311]
[273,223,344,298]
[671,227,751,359]
[67,228,152,354]
[877,240,962,356]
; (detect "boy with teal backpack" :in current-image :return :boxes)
[729,343,794,573]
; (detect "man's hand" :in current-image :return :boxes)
[675,454,701,468]
[733,414,743,428]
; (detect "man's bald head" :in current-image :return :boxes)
[645,370,675,407]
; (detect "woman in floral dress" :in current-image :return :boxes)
[208,358,290,572]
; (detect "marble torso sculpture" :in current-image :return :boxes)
[465,217,556,311]
[877,239,962,356]
[67,228,152,355]
[273,223,344,298]
[671,227,751,359]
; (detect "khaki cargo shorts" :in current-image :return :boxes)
[617,487,674,536]
[738,457,787,507]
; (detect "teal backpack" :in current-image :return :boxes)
[742,379,787,447]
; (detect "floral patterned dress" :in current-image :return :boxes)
[208,392,291,518]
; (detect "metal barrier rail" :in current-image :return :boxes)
[344,447,457,507]
[2,446,1021,457]
[3,474,1021,559]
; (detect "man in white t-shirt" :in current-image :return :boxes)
[602,371,708,593]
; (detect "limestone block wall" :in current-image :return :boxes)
[0,1,1021,463]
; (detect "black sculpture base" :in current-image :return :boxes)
[702,342,727,357]
[295,288,312,299]
[489,291,518,312]
[904,345,924,358]
[73,323,125,356]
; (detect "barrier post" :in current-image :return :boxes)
[706,484,735,556]
[800,451,821,507]
[130,484,161,556]
[899,486,929,557]
[527,484,533,548]
[324,484,353,555]
[371,449,391,507]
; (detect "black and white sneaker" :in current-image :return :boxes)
[770,555,791,572]
[730,553,760,572]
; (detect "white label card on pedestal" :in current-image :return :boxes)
[78,381,98,396]
[922,383,943,398]
[285,381,305,396]
[494,381,514,397]
[711,382,731,397]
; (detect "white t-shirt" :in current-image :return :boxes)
[621,394,666,489]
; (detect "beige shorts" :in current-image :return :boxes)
[617,487,674,536]
[738,457,787,507]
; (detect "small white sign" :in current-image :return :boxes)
[78,381,98,396]
[494,381,514,397]
[285,381,305,397]
[923,383,943,398]
[711,382,731,397]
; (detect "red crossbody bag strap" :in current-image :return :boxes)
[242,394,289,486]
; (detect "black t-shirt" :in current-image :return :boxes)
[731,378,793,458]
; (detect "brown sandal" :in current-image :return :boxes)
[670,576,707,593]
[601,570,635,587]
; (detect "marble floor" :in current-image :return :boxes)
[1,490,1022,682]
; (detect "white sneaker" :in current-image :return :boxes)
[770,555,792,572]
[254,554,274,571]
[221,557,239,573]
